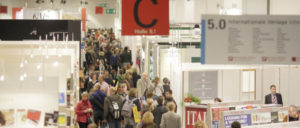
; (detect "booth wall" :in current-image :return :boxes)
[182,66,300,106]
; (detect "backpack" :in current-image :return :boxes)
[122,98,137,117]
[108,97,121,119]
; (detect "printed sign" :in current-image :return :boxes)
[122,0,169,35]
[224,114,252,128]
[185,107,207,128]
[201,15,300,64]
[189,71,218,100]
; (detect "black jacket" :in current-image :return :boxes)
[165,97,177,113]
[265,93,283,105]
[132,72,141,88]
[120,51,132,64]
[152,105,168,128]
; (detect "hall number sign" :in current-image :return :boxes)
[122,0,169,35]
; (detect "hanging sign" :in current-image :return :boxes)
[201,15,300,64]
[122,0,169,35]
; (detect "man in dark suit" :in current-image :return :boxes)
[265,85,283,105]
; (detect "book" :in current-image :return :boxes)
[0,109,15,126]
[58,113,66,126]
[59,92,65,105]
[44,113,56,126]
[27,109,41,125]
[53,111,59,125]
[16,109,27,125]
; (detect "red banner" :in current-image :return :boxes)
[185,107,207,128]
[0,6,8,14]
[122,0,169,36]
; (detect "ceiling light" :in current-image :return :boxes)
[20,76,24,81]
[30,54,34,58]
[37,64,41,70]
[24,73,27,78]
[39,76,43,82]
[46,55,49,59]
[58,54,62,57]
[53,61,58,67]
[20,63,24,68]
[24,60,28,64]
[0,75,4,81]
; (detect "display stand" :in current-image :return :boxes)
[243,121,300,128]
[0,41,80,128]
[205,100,262,128]
[219,105,300,128]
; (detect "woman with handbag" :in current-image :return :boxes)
[76,92,93,128]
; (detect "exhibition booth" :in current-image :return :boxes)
[0,41,80,127]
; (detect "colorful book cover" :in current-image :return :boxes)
[67,116,71,126]
[212,107,229,121]
[27,109,41,125]
[44,113,55,126]
[67,78,71,90]
[59,92,65,105]
[67,94,71,108]
[58,113,66,126]
[0,109,15,126]
[16,109,27,125]
[53,111,59,124]
[271,111,279,123]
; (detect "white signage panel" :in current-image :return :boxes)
[201,15,300,64]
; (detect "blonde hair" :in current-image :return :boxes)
[146,99,154,111]
[109,87,117,94]
[167,102,176,111]
[129,88,137,97]
[193,120,207,128]
[142,111,154,125]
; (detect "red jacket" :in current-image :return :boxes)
[76,100,93,123]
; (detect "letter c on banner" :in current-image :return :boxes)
[134,0,158,28]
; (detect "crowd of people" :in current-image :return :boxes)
[76,28,179,128]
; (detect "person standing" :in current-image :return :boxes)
[137,73,150,99]
[123,88,141,128]
[137,111,157,128]
[283,105,300,122]
[160,102,181,128]
[264,85,283,105]
[104,70,114,86]
[150,77,164,100]
[162,78,170,98]
[120,47,132,67]
[152,96,168,128]
[164,90,177,113]
[132,68,141,88]
[96,75,110,95]
[89,85,107,127]
[76,92,93,128]
[104,87,123,128]
[87,73,98,93]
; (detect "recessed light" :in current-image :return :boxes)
[0,75,4,81]
[39,76,43,82]
[20,63,24,68]
[37,65,41,70]
[20,76,24,81]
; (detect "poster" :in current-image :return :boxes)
[201,15,300,64]
[185,107,207,128]
[0,109,15,127]
[27,109,41,125]
[189,71,218,100]
[224,114,251,128]
[44,113,56,126]
[16,109,27,125]
[59,92,65,105]
[212,107,229,121]
[251,112,271,125]
[58,113,66,126]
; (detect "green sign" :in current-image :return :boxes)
[98,3,107,7]
[106,9,116,14]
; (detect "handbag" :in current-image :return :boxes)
[87,116,94,124]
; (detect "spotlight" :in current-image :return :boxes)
[0,75,4,81]
[39,76,43,82]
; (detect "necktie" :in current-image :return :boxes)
[273,95,277,104]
